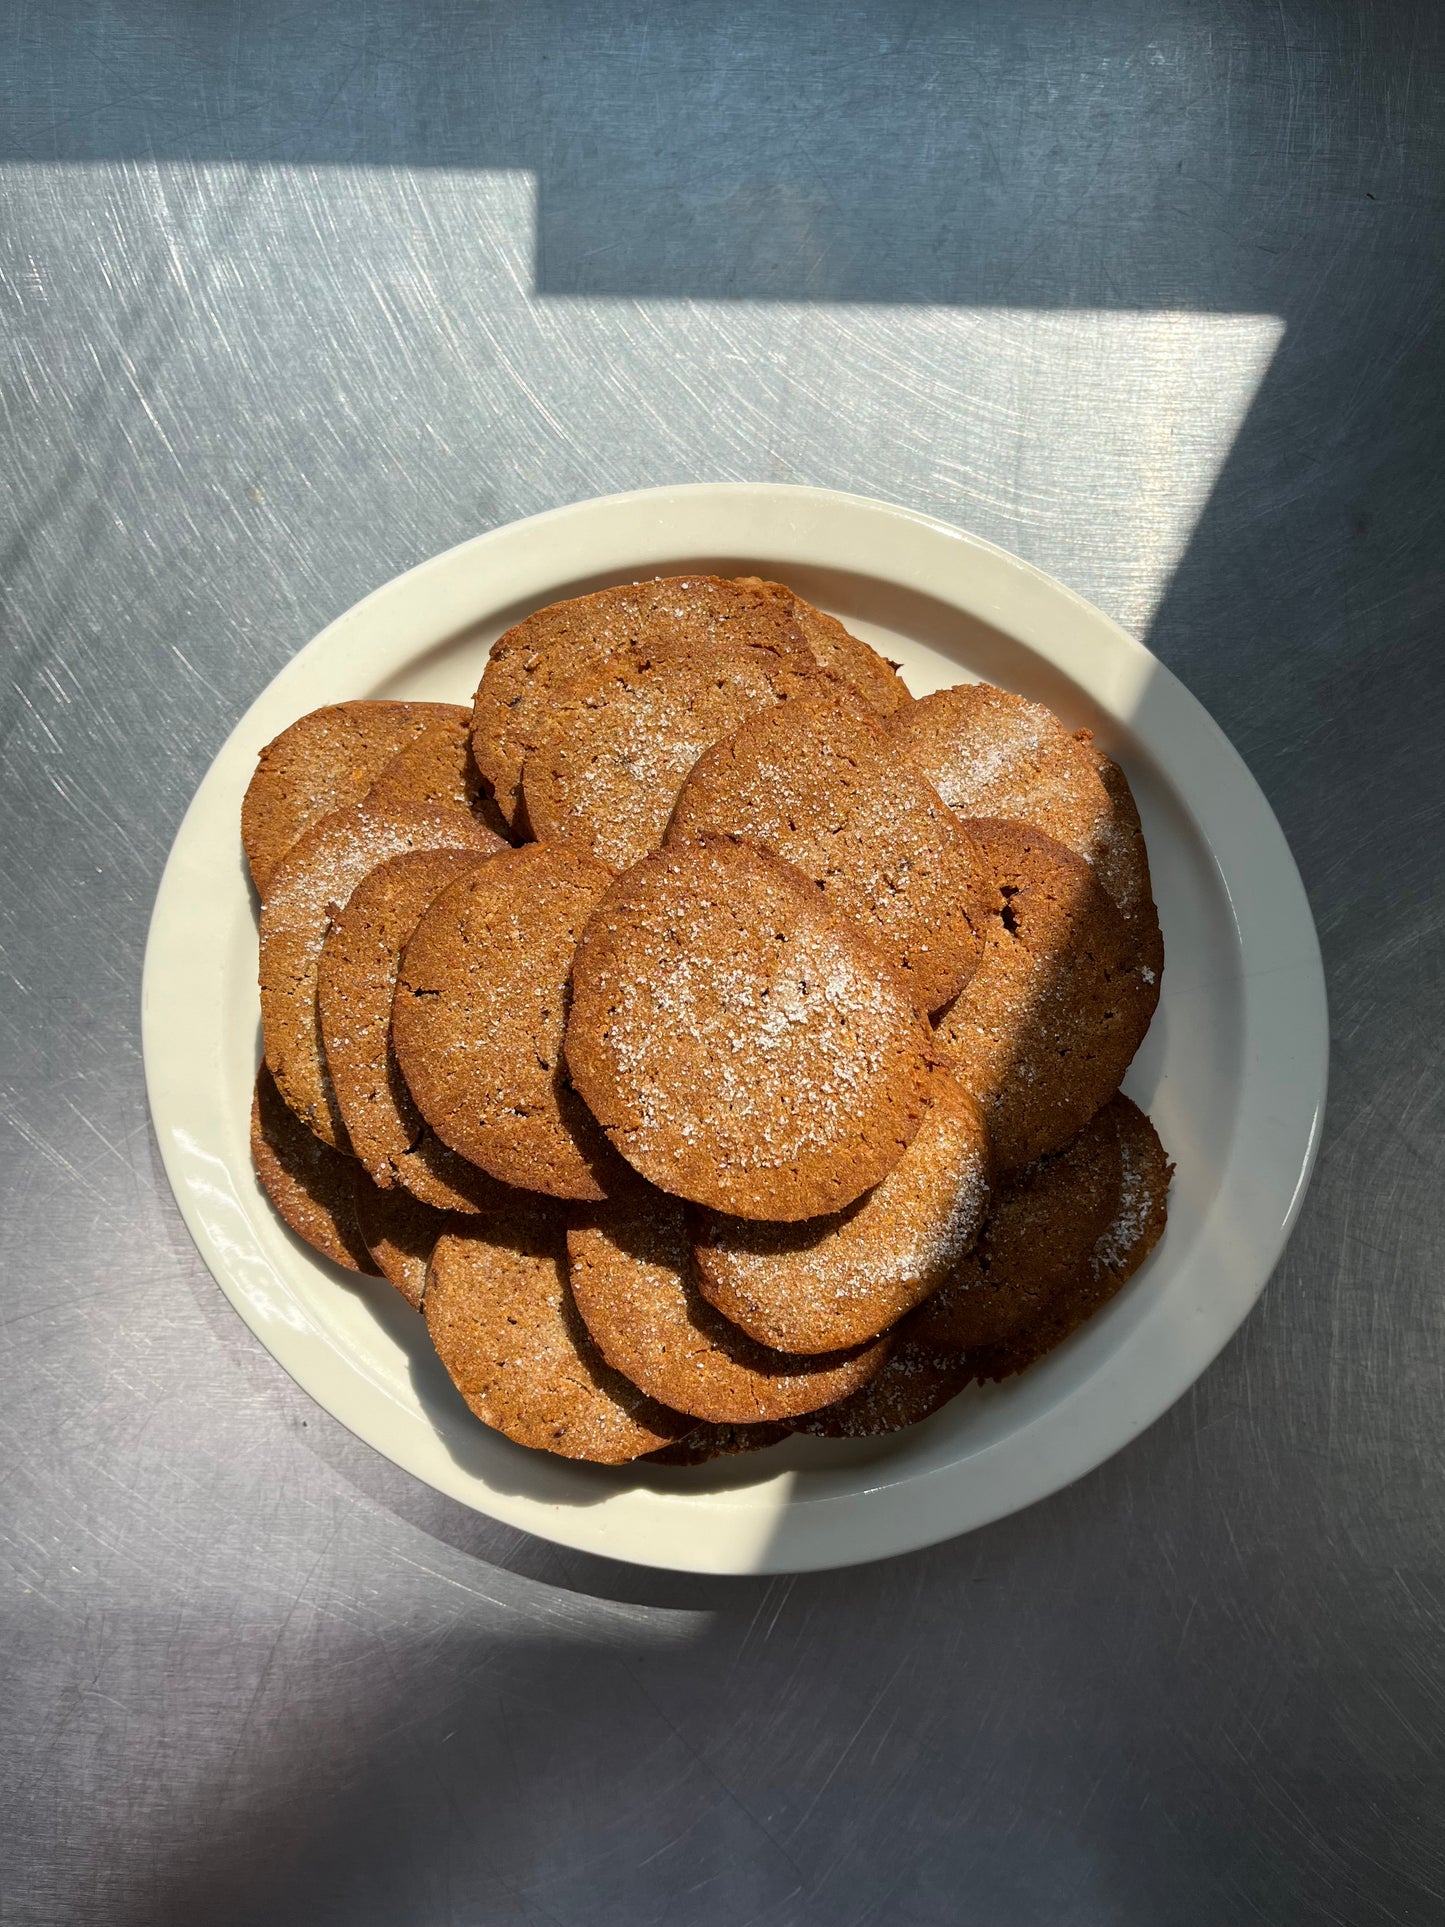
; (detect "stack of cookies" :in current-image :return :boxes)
[245,576,1172,1467]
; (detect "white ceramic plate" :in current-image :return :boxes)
[143,484,1327,1574]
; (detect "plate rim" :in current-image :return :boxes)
[142,482,1329,1574]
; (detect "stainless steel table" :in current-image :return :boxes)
[3,5,1441,1922]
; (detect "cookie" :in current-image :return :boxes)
[365,707,512,842]
[260,804,504,1149]
[691,1068,992,1353]
[567,1193,892,1423]
[470,576,815,832]
[242,701,465,894]
[645,1421,791,1466]
[930,820,1158,1172]
[666,685,986,1012]
[788,1340,974,1438]
[351,1168,475,1310]
[1077,741,1165,981]
[424,1204,688,1463]
[523,639,821,870]
[250,1065,379,1274]
[392,843,628,1200]
[317,847,516,1212]
[907,1098,1125,1350]
[971,1097,1172,1382]
[888,684,1113,872]
[733,578,911,715]
[566,837,935,1220]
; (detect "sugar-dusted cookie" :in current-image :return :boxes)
[566,837,935,1220]
[424,1203,687,1462]
[318,847,513,1212]
[470,576,814,831]
[250,1065,378,1275]
[242,701,465,893]
[788,1340,974,1438]
[260,803,504,1148]
[887,683,1113,870]
[667,685,985,1012]
[971,1096,1171,1382]
[523,640,819,869]
[733,578,911,716]
[568,1193,891,1424]
[691,1069,991,1353]
[365,707,512,841]
[1077,740,1165,981]
[907,1099,1125,1350]
[931,820,1157,1172]
[393,843,628,1200]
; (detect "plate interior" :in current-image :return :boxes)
[215,557,1238,1503]
[147,490,1322,1572]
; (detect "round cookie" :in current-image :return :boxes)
[887,683,1113,871]
[733,578,912,716]
[392,843,628,1200]
[260,804,504,1149]
[788,1340,974,1439]
[666,685,986,1012]
[365,707,512,842]
[565,837,935,1220]
[318,847,516,1212]
[646,1421,791,1466]
[907,1098,1125,1351]
[691,1069,992,1353]
[930,819,1158,1172]
[470,576,815,832]
[1090,1097,1172,1289]
[567,1193,892,1424]
[1077,740,1165,981]
[971,1097,1172,1382]
[424,1204,688,1463]
[523,639,821,870]
[242,701,465,894]
[250,1065,379,1275]
[351,1167,479,1311]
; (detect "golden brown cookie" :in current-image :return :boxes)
[1077,741,1165,981]
[317,847,515,1212]
[424,1204,688,1462]
[260,804,504,1149]
[522,639,820,870]
[907,1098,1125,1351]
[788,1340,974,1438]
[566,837,935,1220]
[666,685,985,1012]
[971,1097,1172,1382]
[242,701,465,894]
[733,578,911,715]
[888,684,1113,870]
[691,1069,992,1353]
[392,843,628,1200]
[250,1065,379,1274]
[930,820,1158,1172]
[351,1169,475,1310]
[645,1421,791,1466]
[567,1193,892,1424]
[365,707,512,842]
[470,576,815,832]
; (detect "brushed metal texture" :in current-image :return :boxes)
[2,4,1442,1923]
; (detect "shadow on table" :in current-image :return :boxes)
[90,1348,1441,1927]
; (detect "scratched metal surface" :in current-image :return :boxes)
[2,3,1442,1922]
